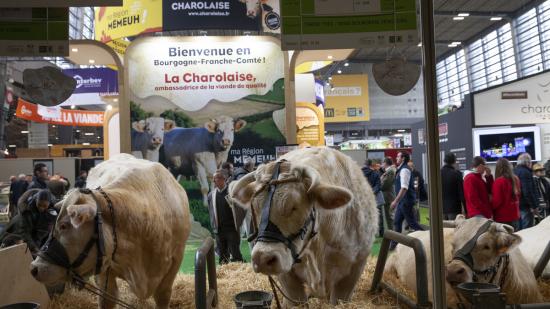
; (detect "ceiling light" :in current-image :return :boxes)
[453,16,464,21]
[97,136,101,139]
[457,13,469,17]
[8,144,16,147]
[448,44,457,47]
[337,70,342,74]
[393,133,404,137]
[344,62,349,67]
[82,142,90,146]
[76,129,81,132]
[328,76,332,80]
[88,59,95,64]
[490,17,503,21]
[48,144,53,147]
[452,41,461,45]
[70,105,76,109]
[417,42,422,47]
[21,130,29,134]
[84,132,94,136]
[71,48,78,52]
[107,104,113,110]
[327,55,333,60]
[398,129,406,132]
[113,98,119,102]
[52,125,56,128]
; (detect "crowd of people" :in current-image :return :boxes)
[362,150,550,250]
[0,163,88,252]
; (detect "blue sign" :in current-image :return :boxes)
[63,68,118,95]
[163,0,260,31]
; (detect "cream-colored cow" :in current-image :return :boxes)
[230,147,378,306]
[31,154,190,309]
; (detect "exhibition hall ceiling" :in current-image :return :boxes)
[353,0,540,62]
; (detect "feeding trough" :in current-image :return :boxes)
[455,282,506,308]
[234,290,273,309]
[0,303,40,309]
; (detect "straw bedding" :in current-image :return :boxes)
[49,258,550,309]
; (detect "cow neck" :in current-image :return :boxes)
[251,160,318,265]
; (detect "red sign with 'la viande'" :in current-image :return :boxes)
[16,98,104,127]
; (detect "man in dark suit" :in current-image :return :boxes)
[441,153,465,220]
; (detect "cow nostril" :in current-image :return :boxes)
[31,267,38,278]
[266,256,278,266]
[457,267,465,275]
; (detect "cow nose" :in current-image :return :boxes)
[446,264,467,286]
[247,10,256,16]
[31,266,38,278]
[223,139,231,145]
[252,251,280,274]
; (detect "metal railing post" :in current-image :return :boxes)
[195,237,218,309]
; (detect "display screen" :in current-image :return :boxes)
[474,127,540,163]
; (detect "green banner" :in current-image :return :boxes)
[0,8,68,41]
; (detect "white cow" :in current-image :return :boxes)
[230,147,378,306]
[30,154,190,309]
[131,117,165,161]
[517,216,550,278]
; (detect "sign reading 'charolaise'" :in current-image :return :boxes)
[127,36,284,111]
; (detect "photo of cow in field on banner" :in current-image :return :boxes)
[127,36,286,238]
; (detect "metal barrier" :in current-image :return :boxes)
[534,240,550,279]
[195,237,218,309]
[370,230,431,309]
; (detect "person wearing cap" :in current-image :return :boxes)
[463,156,494,219]
[514,153,539,230]
[0,189,58,253]
[533,163,550,219]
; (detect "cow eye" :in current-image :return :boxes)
[483,245,491,250]
[59,222,69,231]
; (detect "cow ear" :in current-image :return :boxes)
[262,3,273,11]
[493,223,521,255]
[234,119,247,132]
[229,172,258,207]
[205,121,217,133]
[132,121,144,132]
[294,165,352,209]
[67,203,96,229]
[454,214,466,229]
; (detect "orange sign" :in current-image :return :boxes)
[16,99,104,127]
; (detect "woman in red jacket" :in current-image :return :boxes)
[492,158,521,230]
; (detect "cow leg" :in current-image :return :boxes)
[195,152,217,206]
[195,161,209,206]
[329,256,367,304]
[153,256,181,309]
[96,272,119,309]
[278,270,307,308]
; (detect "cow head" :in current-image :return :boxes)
[445,215,520,287]
[164,119,176,132]
[145,117,165,148]
[205,116,246,151]
[239,0,261,18]
[230,161,352,275]
[30,189,111,285]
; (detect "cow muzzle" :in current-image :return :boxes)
[251,242,291,275]
[30,258,68,285]
[247,10,258,17]
[152,137,162,145]
[446,259,472,287]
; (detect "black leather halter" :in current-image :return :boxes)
[251,160,317,264]
[38,187,117,280]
